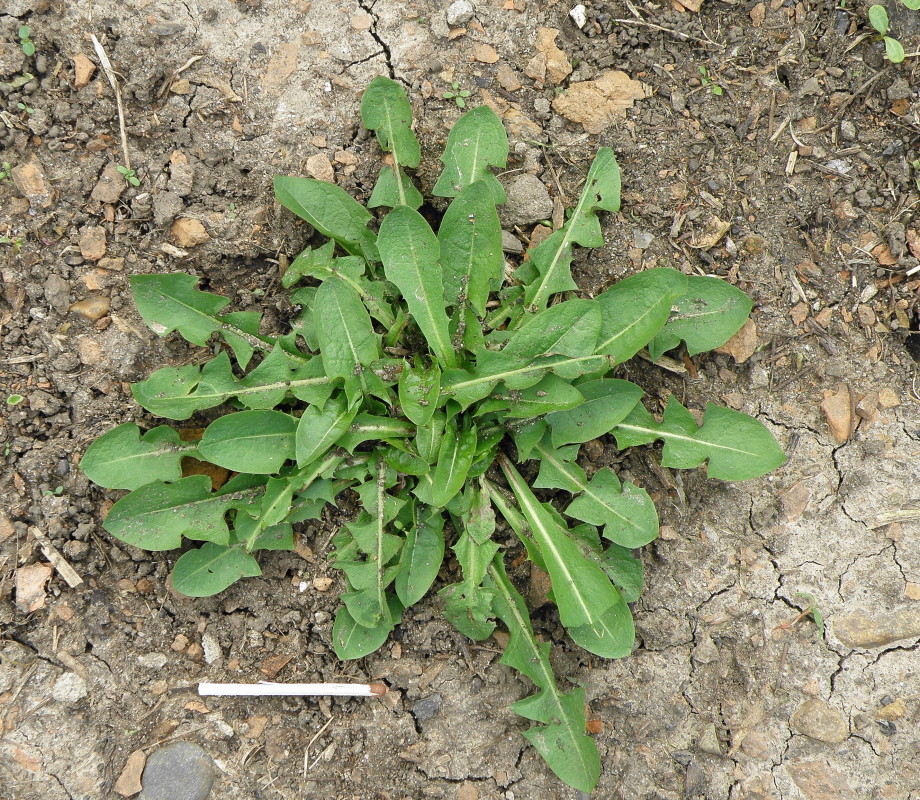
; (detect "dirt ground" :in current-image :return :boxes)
[2,0,920,798]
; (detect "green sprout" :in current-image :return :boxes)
[0,162,11,181]
[698,65,724,96]
[16,102,34,115]
[6,394,24,406]
[443,81,472,108]
[116,165,141,187]
[18,26,35,57]
[869,5,906,63]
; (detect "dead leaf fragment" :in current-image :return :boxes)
[260,654,292,678]
[552,71,650,134]
[821,387,852,444]
[72,53,97,89]
[472,43,499,64]
[691,215,732,250]
[114,750,146,797]
[533,27,571,84]
[16,563,53,612]
[715,318,758,363]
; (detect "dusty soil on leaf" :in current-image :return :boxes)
[2,0,920,798]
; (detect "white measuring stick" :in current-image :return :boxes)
[198,681,387,697]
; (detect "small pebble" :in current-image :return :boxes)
[446,0,475,26]
[139,741,217,800]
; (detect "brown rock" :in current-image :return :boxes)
[261,41,299,95]
[834,607,920,648]
[779,483,810,522]
[877,387,899,409]
[472,43,499,63]
[168,151,194,197]
[495,63,522,92]
[16,562,53,612]
[790,699,849,743]
[0,511,14,543]
[552,71,650,134]
[312,576,333,591]
[533,27,571,84]
[12,159,53,209]
[820,387,851,444]
[91,162,126,204]
[876,698,906,720]
[79,225,107,261]
[98,257,125,271]
[334,149,358,165]
[170,218,210,247]
[715,318,758,363]
[351,11,372,29]
[786,760,854,800]
[72,53,96,89]
[69,296,111,321]
[457,783,479,800]
[306,153,335,182]
[113,749,146,797]
[77,335,104,365]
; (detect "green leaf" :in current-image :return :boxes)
[131,273,229,346]
[415,409,445,463]
[296,394,358,466]
[648,275,753,360]
[437,181,504,315]
[382,445,430,475]
[198,410,297,474]
[885,35,905,63]
[336,414,415,452]
[440,529,499,641]
[378,206,457,368]
[394,508,445,606]
[315,276,380,385]
[333,594,403,659]
[428,420,478,507]
[281,240,336,287]
[433,105,508,203]
[398,360,441,426]
[869,4,889,34]
[594,268,689,363]
[567,595,634,659]
[517,148,620,310]
[546,379,643,447]
[504,299,601,364]
[499,457,620,629]
[80,423,197,490]
[274,175,379,262]
[361,76,423,209]
[171,543,262,597]
[131,350,331,421]
[482,373,585,419]
[104,475,244,551]
[486,557,601,794]
[901,0,920,9]
[611,397,786,480]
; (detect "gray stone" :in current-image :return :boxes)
[153,190,184,227]
[91,163,126,205]
[790,698,849,743]
[201,631,222,665]
[139,741,216,800]
[52,672,88,704]
[834,606,920,648]
[412,693,443,723]
[696,722,722,755]
[499,174,553,228]
[888,78,911,100]
[501,230,523,254]
[44,275,71,315]
[446,0,475,26]
[0,43,26,78]
[138,652,169,669]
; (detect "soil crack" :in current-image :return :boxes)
[358,0,396,80]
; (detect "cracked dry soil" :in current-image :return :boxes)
[2,0,920,798]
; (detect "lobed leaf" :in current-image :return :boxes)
[333,594,403,660]
[648,275,753,360]
[487,557,601,793]
[171,543,261,597]
[433,105,508,203]
[517,148,621,311]
[611,397,786,480]
[80,423,198,490]
[546,379,643,447]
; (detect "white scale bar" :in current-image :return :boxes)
[199,681,386,697]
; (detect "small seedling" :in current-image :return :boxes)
[0,162,11,181]
[42,485,64,497]
[16,102,34,115]
[6,394,24,405]
[81,77,785,793]
[442,81,472,108]
[698,65,724,96]
[869,5,906,62]
[116,164,140,187]
[18,25,35,57]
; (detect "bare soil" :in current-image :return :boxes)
[2,1,920,799]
